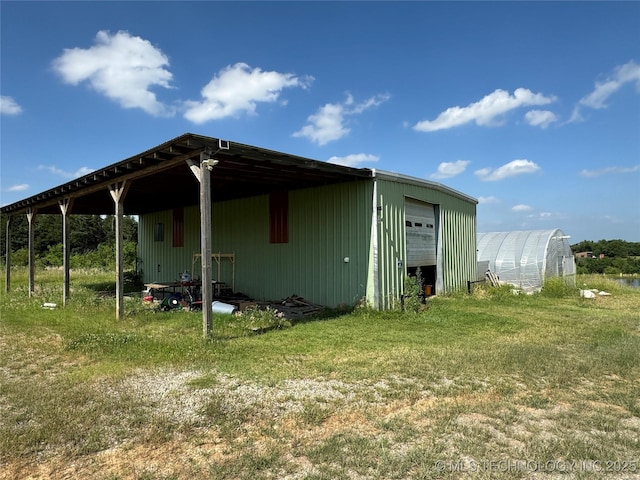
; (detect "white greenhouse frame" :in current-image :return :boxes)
[477,229,576,292]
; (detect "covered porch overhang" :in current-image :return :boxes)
[1,133,373,337]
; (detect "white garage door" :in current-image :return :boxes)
[405,198,436,267]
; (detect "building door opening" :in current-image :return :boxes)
[407,265,436,296]
[405,198,437,295]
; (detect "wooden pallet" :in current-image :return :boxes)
[485,271,501,287]
[276,295,324,318]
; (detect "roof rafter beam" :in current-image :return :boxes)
[3,148,203,214]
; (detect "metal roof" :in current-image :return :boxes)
[373,169,478,204]
[0,133,374,216]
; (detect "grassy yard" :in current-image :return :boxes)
[1,269,639,479]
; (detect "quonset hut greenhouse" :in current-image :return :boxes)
[476,229,576,293]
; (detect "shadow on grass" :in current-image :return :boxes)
[290,305,357,324]
[83,281,116,293]
[81,271,144,295]
[196,305,357,343]
[82,281,143,296]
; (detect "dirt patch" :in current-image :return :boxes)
[3,433,230,480]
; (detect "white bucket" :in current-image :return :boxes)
[212,301,237,314]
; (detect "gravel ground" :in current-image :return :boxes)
[106,369,421,426]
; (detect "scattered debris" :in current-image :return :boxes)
[485,270,500,287]
[145,288,325,320]
[42,302,57,309]
[275,295,324,319]
[580,289,613,299]
[212,301,237,314]
[232,300,258,311]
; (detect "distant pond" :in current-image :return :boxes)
[613,278,640,288]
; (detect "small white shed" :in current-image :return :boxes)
[477,229,576,292]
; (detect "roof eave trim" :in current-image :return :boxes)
[374,170,478,204]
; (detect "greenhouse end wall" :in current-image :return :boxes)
[476,229,576,292]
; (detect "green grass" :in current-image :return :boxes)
[1,270,639,479]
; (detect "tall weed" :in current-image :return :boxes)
[540,276,576,298]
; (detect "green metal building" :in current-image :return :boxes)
[2,133,477,312]
[137,161,477,309]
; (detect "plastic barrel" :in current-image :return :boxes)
[212,301,237,314]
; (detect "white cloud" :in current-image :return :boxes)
[581,61,640,109]
[413,88,556,132]
[38,165,95,179]
[477,196,499,204]
[580,164,640,177]
[7,184,29,192]
[1,96,23,115]
[525,211,554,220]
[430,160,470,179]
[524,109,558,128]
[512,204,533,212]
[74,167,96,177]
[474,159,541,181]
[293,102,348,145]
[293,93,390,145]
[570,60,640,122]
[346,93,390,114]
[184,63,312,124]
[52,30,173,116]
[327,153,379,167]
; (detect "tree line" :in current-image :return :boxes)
[571,239,640,275]
[0,214,138,270]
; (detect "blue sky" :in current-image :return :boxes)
[1,1,639,243]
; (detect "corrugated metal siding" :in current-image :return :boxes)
[375,178,476,307]
[140,180,373,307]
[286,181,373,306]
[376,191,405,308]
[139,207,200,284]
[139,175,475,309]
[439,198,476,291]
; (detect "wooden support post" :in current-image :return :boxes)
[200,152,214,338]
[4,215,13,293]
[27,208,37,297]
[59,198,74,306]
[109,181,130,320]
[188,153,214,338]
